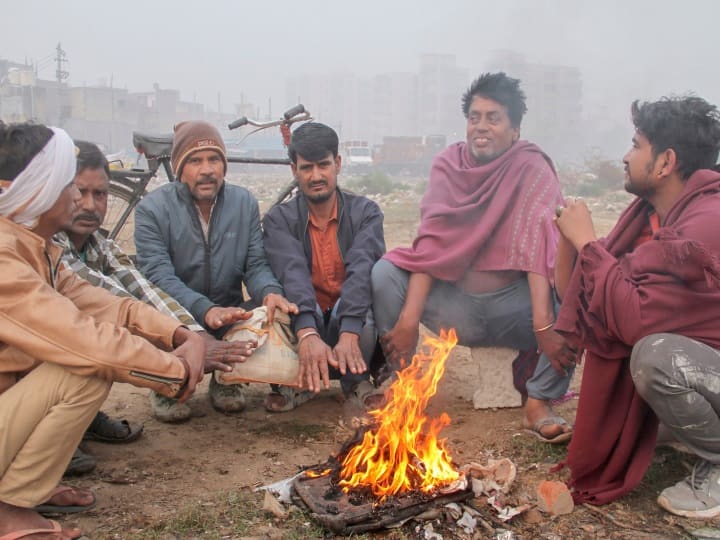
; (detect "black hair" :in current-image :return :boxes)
[631,96,720,179]
[461,72,527,127]
[0,122,54,183]
[288,122,339,163]
[74,140,110,177]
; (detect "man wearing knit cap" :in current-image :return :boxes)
[0,123,204,539]
[135,120,297,422]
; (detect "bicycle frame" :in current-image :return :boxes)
[105,105,311,241]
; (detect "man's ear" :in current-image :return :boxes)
[335,153,342,172]
[512,127,520,143]
[656,148,677,177]
[290,162,298,178]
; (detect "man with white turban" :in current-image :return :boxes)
[0,123,205,540]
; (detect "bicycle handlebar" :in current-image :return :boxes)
[227,104,310,131]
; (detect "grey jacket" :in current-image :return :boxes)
[262,189,385,335]
[135,181,283,327]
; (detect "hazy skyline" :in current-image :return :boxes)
[2,0,718,128]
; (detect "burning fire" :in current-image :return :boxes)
[338,329,460,499]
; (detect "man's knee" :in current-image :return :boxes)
[371,258,395,294]
[630,333,673,397]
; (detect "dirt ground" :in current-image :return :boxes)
[55,176,711,539]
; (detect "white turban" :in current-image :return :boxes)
[0,127,77,227]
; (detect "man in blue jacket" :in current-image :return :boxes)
[262,122,385,412]
[135,121,296,421]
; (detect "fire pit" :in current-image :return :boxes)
[293,470,473,534]
[290,329,476,534]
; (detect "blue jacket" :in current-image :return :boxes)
[262,189,385,335]
[135,181,283,326]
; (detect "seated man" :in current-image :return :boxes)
[0,123,204,539]
[56,141,256,427]
[372,72,576,442]
[134,121,297,420]
[554,96,720,517]
[262,122,386,411]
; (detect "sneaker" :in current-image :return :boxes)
[209,376,246,413]
[64,447,97,476]
[149,390,192,423]
[658,459,720,518]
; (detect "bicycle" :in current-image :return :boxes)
[104,104,311,252]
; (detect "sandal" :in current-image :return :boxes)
[264,386,315,413]
[63,448,96,477]
[0,519,81,540]
[522,415,573,444]
[82,411,143,443]
[34,486,96,515]
[346,380,387,412]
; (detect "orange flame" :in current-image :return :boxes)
[338,329,459,499]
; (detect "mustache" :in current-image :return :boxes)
[73,212,101,223]
[196,176,220,185]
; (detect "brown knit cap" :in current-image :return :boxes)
[171,121,227,178]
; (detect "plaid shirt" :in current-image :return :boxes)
[54,231,204,332]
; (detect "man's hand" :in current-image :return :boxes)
[535,328,577,377]
[555,197,597,251]
[263,293,299,324]
[200,332,257,373]
[332,332,367,376]
[171,327,206,403]
[296,331,333,392]
[380,317,419,368]
[204,306,251,330]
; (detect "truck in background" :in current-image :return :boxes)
[340,140,373,174]
[373,134,447,176]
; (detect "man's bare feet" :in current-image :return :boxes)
[0,500,81,539]
[522,397,572,442]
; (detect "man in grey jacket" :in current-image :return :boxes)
[135,121,297,422]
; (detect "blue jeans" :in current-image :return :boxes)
[371,259,573,401]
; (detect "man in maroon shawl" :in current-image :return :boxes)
[554,95,720,518]
[372,72,576,442]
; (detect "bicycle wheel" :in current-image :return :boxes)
[104,181,141,254]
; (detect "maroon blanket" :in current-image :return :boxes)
[385,141,563,282]
[555,168,720,504]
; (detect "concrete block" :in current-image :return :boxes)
[536,480,574,515]
[471,346,523,409]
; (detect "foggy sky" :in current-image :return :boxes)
[2,0,718,133]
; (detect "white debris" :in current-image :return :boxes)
[254,471,304,503]
[457,511,477,534]
[422,522,444,540]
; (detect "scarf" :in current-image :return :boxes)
[385,141,563,282]
[0,127,76,227]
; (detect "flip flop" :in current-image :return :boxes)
[523,415,573,445]
[82,411,143,443]
[34,486,97,515]
[0,519,78,540]
[264,386,315,413]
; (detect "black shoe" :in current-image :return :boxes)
[64,447,96,476]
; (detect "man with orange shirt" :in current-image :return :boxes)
[262,122,385,412]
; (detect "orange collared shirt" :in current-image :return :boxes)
[308,199,345,312]
[632,211,661,249]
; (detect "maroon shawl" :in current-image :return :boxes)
[555,168,720,504]
[385,141,563,282]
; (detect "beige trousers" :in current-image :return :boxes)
[0,362,110,507]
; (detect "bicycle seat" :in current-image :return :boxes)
[133,131,174,159]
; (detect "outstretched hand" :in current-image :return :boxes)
[263,293,298,324]
[380,320,418,369]
[171,328,206,403]
[204,306,251,330]
[200,332,258,373]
